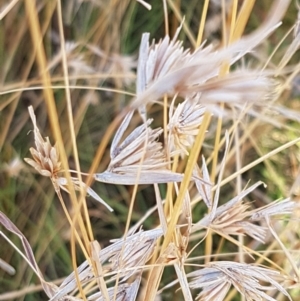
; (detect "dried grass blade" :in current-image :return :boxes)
[90,241,109,301]
[137,33,150,120]
[0,211,57,298]
[0,258,15,275]
[174,264,193,301]
[154,184,168,234]
[57,177,113,211]
[265,217,300,282]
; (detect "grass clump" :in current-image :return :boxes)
[1,0,300,300]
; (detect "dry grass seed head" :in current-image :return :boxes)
[107,229,161,281]
[193,182,268,243]
[250,198,297,221]
[193,157,213,208]
[108,118,165,173]
[167,94,206,157]
[195,71,279,107]
[207,201,266,243]
[188,261,292,301]
[87,43,136,87]
[48,41,135,88]
[25,106,112,211]
[95,112,189,185]
[47,42,94,80]
[131,0,289,111]
[51,229,163,300]
[24,106,61,181]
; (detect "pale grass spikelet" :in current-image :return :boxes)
[250,198,296,221]
[3,156,24,178]
[0,210,147,301]
[50,229,163,300]
[108,119,165,173]
[136,24,188,119]
[137,22,186,93]
[87,44,136,87]
[95,112,187,185]
[131,0,290,112]
[294,1,300,38]
[135,40,278,113]
[108,229,161,281]
[48,41,135,88]
[193,182,268,243]
[167,94,206,157]
[193,157,212,208]
[24,106,112,211]
[47,42,94,77]
[188,261,292,301]
[198,133,230,216]
[276,1,300,75]
[106,53,136,87]
[24,106,61,180]
[162,191,193,262]
[133,29,212,108]
[195,70,279,106]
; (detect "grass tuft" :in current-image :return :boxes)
[1,0,300,300]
